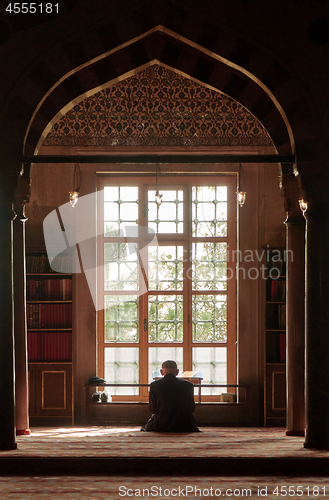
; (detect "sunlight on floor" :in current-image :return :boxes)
[29,426,142,438]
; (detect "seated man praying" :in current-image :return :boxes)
[142,360,200,432]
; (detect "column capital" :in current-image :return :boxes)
[303,207,329,222]
[0,171,23,220]
[280,172,304,218]
[0,198,16,221]
[285,215,306,227]
[13,174,30,222]
[295,162,329,213]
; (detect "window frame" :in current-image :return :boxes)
[97,174,237,401]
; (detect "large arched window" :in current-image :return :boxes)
[97,174,237,401]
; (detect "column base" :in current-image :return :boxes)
[304,442,329,450]
[16,428,31,436]
[0,442,17,450]
[286,430,305,436]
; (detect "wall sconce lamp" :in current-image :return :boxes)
[237,163,247,207]
[298,198,308,214]
[69,163,81,207]
[155,163,163,207]
[237,191,247,207]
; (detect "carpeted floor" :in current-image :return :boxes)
[0,427,329,498]
[0,475,329,500]
[4,426,328,458]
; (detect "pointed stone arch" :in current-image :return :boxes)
[23,27,295,161]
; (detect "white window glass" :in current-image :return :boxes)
[192,294,227,342]
[192,347,227,395]
[192,242,227,291]
[105,347,139,395]
[104,295,138,342]
[192,186,227,237]
[148,295,183,342]
[148,190,183,234]
[104,186,138,236]
[104,242,139,290]
[148,245,183,290]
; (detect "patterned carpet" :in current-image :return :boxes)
[0,427,329,498]
[0,475,329,499]
[4,426,328,458]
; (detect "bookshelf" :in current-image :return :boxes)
[264,249,286,426]
[26,250,74,425]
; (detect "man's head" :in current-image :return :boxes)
[160,360,179,376]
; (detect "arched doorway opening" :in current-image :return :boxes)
[24,57,290,426]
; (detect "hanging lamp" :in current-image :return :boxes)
[155,163,163,207]
[69,163,81,207]
[237,163,247,207]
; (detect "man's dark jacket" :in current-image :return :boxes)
[144,374,199,432]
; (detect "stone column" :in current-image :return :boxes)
[281,173,305,436]
[295,163,329,448]
[285,215,305,435]
[13,192,30,436]
[0,175,17,449]
[304,202,329,448]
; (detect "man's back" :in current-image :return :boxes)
[145,373,199,432]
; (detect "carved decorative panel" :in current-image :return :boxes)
[44,65,272,147]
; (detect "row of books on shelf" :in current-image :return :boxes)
[27,331,72,362]
[26,303,72,329]
[26,254,53,273]
[266,279,286,302]
[266,255,286,276]
[27,278,72,301]
[266,303,286,330]
[26,253,73,274]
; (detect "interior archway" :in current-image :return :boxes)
[26,60,286,425]
[23,27,293,161]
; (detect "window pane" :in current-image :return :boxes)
[193,347,227,395]
[148,190,183,234]
[148,246,183,290]
[120,186,139,201]
[148,347,183,383]
[104,242,139,290]
[104,202,118,221]
[105,348,139,395]
[148,295,183,342]
[192,186,227,237]
[192,294,227,342]
[104,186,138,236]
[104,295,138,342]
[192,242,227,291]
[104,186,118,201]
